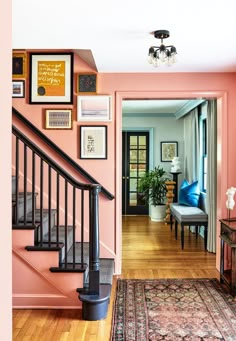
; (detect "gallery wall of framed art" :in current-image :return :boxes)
[12,49,112,160]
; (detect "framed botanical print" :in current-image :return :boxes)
[161,141,178,162]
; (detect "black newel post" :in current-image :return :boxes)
[79,183,111,321]
[89,184,101,295]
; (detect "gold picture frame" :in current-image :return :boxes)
[45,109,73,129]
[77,73,97,94]
[12,52,27,79]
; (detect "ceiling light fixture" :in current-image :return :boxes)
[148,30,177,67]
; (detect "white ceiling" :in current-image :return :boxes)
[123,99,189,114]
[12,0,236,73]
[122,99,205,118]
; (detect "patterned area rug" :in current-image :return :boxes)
[111,279,236,340]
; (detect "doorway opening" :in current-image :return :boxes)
[114,90,227,275]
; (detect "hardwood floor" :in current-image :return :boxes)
[13,216,218,340]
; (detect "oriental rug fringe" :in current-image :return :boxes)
[110,278,236,341]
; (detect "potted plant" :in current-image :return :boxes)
[138,166,170,221]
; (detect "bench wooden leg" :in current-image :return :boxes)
[170,213,173,231]
[196,226,199,239]
[204,226,208,250]
[175,220,178,240]
[181,224,184,249]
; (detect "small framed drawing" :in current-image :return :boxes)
[77,95,112,121]
[161,141,178,162]
[80,125,107,159]
[45,109,72,129]
[29,52,73,104]
[12,52,27,78]
[12,80,25,98]
[77,73,97,94]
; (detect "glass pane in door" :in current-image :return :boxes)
[130,164,137,177]
[130,136,137,148]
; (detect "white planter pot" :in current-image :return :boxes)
[150,205,166,222]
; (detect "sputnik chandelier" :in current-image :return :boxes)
[148,30,177,67]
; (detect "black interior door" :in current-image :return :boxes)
[122,131,149,215]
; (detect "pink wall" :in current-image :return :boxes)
[97,73,236,272]
[13,51,116,260]
[13,50,236,273]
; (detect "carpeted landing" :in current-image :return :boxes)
[111,278,236,340]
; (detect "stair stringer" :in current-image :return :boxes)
[12,230,84,308]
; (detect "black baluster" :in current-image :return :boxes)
[73,186,76,267]
[23,144,27,225]
[64,180,68,266]
[56,173,60,247]
[81,190,84,266]
[48,165,51,245]
[40,159,44,246]
[15,137,19,225]
[32,152,36,243]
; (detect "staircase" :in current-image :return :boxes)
[12,108,115,320]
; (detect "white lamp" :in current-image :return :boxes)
[171,157,181,173]
[226,187,236,221]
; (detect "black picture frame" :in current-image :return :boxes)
[77,73,97,94]
[12,80,25,98]
[161,141,178,162]
[80,125,107,159]
[29,52,74,104]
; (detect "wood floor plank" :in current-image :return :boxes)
[13,216,218,340]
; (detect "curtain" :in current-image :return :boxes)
[183,108,200,182]
[183,108,200,233]
[206,100,217,252]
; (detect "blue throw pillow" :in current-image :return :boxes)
[179,180,200,207]
[180,179,189,189]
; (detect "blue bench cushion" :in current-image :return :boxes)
[170,203,208,223]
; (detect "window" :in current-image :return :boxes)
[200,111,207,192]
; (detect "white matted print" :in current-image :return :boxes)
[77,95,112,121]
[80,126,107,159]
[12,80,25,98]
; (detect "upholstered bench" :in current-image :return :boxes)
[170,192,208,250]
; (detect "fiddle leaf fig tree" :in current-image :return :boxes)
[138,166,170,206]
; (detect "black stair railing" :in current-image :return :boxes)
[13,107,114,200]
[12,125,102,295]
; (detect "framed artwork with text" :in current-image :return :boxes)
[29,52,73,104]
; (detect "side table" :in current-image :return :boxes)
[220,219,236,295]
